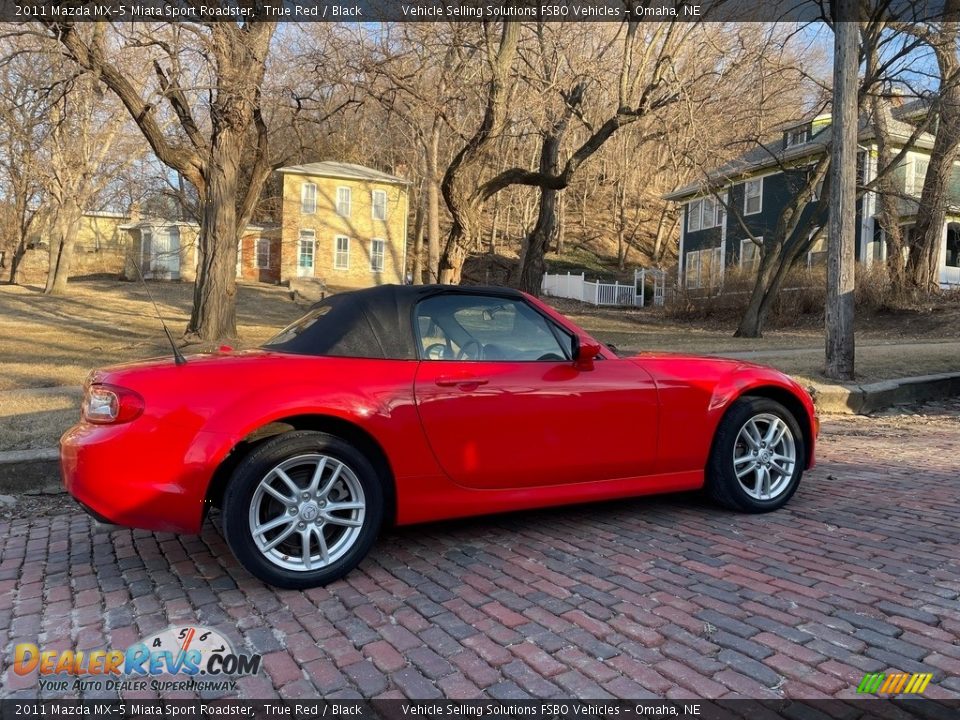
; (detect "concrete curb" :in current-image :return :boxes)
[1,372,959,493]
[808,371,960,414]
[0,448,61,495]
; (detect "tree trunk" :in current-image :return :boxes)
[734,251,780,338]
[188,130,240,340]
[44,197,82,295]
[906,9,960,291]
[427,123,441,283]
[556,193,566,253]
[825,9,858,380]
[8,233,28,284]
[439,242,467,285]
[735,163,830,338]
[518,134,562,296]
[411,181,425,285]
[864,36,906,290]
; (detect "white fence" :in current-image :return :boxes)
[542,269,665,307]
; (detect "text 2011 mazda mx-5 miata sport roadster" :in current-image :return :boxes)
[61,284,817,588]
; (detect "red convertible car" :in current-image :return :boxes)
[61,285,817,588]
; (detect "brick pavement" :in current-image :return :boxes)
[1,400,959,700]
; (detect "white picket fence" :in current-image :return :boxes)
[542,270,665,308]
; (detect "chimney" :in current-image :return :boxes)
[128,201,141,223]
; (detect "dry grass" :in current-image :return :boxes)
[0,278,307,392]
[0,279,308,451]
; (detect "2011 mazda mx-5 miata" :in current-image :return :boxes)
[61,284,817,588]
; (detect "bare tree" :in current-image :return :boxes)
[42,72,143,294]
[0,41,52,283]
[439,21,520,284]
[43,20,277,340]
[899,1,960,290]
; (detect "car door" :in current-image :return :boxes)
[413,293,659,490]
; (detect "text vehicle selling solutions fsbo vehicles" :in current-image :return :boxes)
[61,285,818,588]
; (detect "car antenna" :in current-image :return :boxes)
[131,259,187,366]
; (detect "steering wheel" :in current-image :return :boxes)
[457,339,483,361]
[423,342,448,360]
[537,353,564,361]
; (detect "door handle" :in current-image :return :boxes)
[435,375,489,388]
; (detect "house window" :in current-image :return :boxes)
[686,246,723,289]
[255,238,270,269]
[301,183,317,214]
[744,178,762,215]
[298,230,315,269]
[740,238,761,273]
[370,238,385,272]
[786,126,810,148]
[701,196,716,230]
[906,157,929,196]
[336,187,352,217]
[688,199,702,232]
[685,250,701,289]
[334,236,350,269]
[371,190,387,221]
[807,228,827,267]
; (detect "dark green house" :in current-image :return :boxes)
[665,101,960,290]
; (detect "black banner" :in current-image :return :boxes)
[0,699,953,720]
[0,0,951,24]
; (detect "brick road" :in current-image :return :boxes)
[2,400,959,701]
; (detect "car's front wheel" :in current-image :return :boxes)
[706,397,805,512]
[221,431,383,589]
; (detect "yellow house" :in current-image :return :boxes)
[14,211,131,285]
[277,162,410,290]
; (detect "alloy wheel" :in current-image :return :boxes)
[248,454,366,572]
[732,413,797,501]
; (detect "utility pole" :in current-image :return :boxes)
[826,0,859,380]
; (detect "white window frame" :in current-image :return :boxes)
[744,178,763,215]
[371,190,387,221]
[685,250,701,289]
[701,196,716,230]
[806,227,826,267]
[370,238,385,272]
[688,199,702,232]
[786,127,809,148]
[739,237,761,273]
[298,230,316,271]
[301,183,317,214]
[336,187,352,217]
[255,237,270,269]
[334,235,350,269]
[906,156,929,197]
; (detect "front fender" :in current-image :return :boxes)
[707,367,818,468]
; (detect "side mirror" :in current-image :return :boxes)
[574,337,602,371]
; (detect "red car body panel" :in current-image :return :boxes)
[61,291,817,535]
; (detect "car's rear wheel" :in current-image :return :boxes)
[706,397,805,512]
[221,431,383,589]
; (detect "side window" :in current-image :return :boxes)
[416,295,569,362]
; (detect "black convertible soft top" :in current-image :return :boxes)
[263,284,526,360]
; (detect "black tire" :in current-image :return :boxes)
[221,430,383,589]
[705,396,805,513]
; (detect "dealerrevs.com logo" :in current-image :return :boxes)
[14,626,261,693]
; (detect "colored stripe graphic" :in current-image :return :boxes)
[858,672,932,695]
